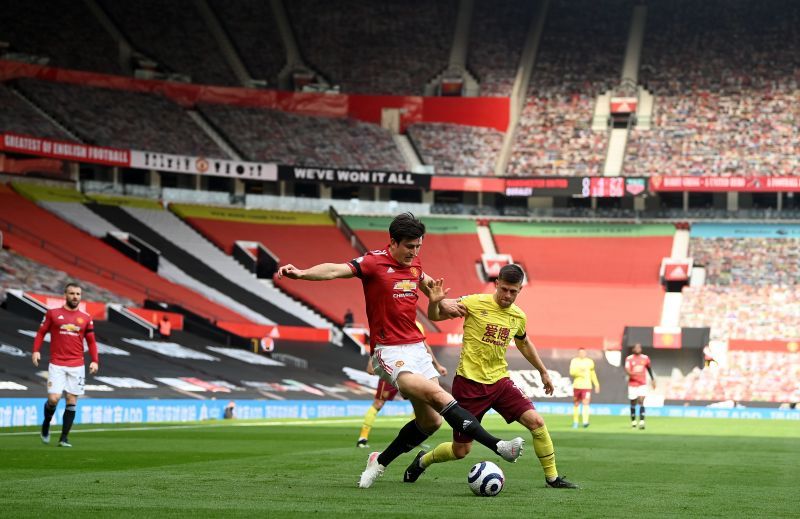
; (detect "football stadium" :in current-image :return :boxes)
[0,0,798,516]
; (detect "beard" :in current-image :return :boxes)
[65,299,80,310]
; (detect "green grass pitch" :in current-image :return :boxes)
[1,414,797,518]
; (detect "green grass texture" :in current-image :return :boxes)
[1,414,797,518]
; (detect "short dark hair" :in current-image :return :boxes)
[64,282,81,293]
[389,212,425,243]
[498,264,525,285]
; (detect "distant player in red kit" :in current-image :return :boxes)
[625,343,655,429]
[278,213,524,489]
[31,282,99,447]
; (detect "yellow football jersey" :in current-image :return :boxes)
[569,357,599,390]
[456,293,527,384]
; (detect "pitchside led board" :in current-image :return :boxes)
[504,177,648,197]
[623,326,711,374]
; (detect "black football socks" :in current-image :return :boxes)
[60,404,76,442]
[377,420,430,467]
[441,400,502,454]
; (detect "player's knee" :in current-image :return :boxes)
[373,399,385,410]
[527,415,545,431]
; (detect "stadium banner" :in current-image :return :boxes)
[216,321,331,342]
[130,150,277,181]
[170,204,333,227]
[650,176,800,192]
[25,293,107,320]
[278,165,431,188]
[0,398,796,427]
[0,132,129,167]
[343,215,477,234]
[0,60,508,131]
[489,221,675,238]
[431,175,506,193]
[503,177,648,197]
[689,223,800,238]
[610,97,637,114]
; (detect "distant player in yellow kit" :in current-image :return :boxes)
[569,348,600,428]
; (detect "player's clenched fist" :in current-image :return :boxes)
[278,264,303,279]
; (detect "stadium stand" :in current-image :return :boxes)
[32,196,273,325]
[0,307,370,400]
[507,0,628,176]
[168,206,362,328]
[0,85,72,140]
[14,79,225,157]
[344,215,486,333]
[285,0,457,95]
[99,0,238,85]
[663,350,800,403]
[88,203,326,327]
[680,232,800,341]
[490,222,674,344]
[0,248,133,306]
[197,104,405,170]
[406,123,503,176]
[208,0,286,85]
[0,184,249,323]
[625,0,800,176]
[0,0,122,75]
[467,0,531,97]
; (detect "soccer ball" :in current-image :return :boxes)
[467,461,505,497]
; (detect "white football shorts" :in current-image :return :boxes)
[372,342,439,386]
[627,384,649,401]
[48,363,86,396]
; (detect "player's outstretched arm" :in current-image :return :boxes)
[277,263,354,281]
[425,277,467,321]
[516,336,554,395]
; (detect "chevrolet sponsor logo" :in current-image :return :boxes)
[60,324,81,332]
[393,280,417,292]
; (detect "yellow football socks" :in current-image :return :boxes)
[573,405,580,425]
[532,425,558,480]
[358,405,379,440]
[582,405,590,425]
[420,442,458,468]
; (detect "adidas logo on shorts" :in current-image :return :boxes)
[462,420,472,430]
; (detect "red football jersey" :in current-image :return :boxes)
[33,307,98,367]
[625,354,651,387]
[348,247,425,352]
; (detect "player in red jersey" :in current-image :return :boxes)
[278,213,525,488]
[356,322,447,448]
[625,343,656,429]
[31,282,99,447]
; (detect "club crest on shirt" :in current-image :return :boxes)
[395,361,405,368]
[76,317,85,325]
[410,267,419,278]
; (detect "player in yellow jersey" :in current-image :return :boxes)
[357,322,448,448]
[569,348,600,428]
[403,264,578,489]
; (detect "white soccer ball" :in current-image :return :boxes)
[467,461,505,497]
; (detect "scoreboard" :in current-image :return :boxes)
[581,177,626,197]
[505,177,646,198]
